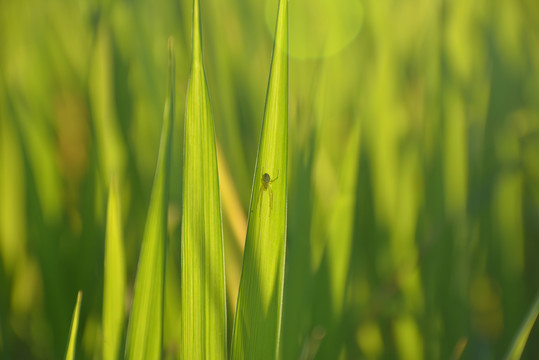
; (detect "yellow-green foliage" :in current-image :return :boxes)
[102,178,126,360]
[231,0,288,358]
[65,291,82,360]
[0,0,539,359]
[124,40,175,360]
[180,0,227,357]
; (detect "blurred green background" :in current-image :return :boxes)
[1,0,539,358]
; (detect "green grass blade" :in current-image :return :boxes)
[102,178,126,360]
[89,21,127,187]
[180,0,227,357]
[124,39,175,360]
[505,292,539,360]
[230,0,288,358]
[65,291,82,360]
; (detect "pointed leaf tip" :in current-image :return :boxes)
[180,1,227,357]
[65,291,83,360]
[125,42,175,360]
[231,0,288,358]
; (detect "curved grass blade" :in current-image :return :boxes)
[103,177,126,360]
[180,0,227,357]
[124,39,175,360]
[65,291,82,360]
[505,292,539,360]
[231,0,288,358]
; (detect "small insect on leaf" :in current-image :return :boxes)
[258,171,279,214]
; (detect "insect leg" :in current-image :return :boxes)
[257,184,263,218]
[269,186,273,213]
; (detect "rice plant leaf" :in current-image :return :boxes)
[89,21,127,187]
[65,291,82,360]
[230,0,288,357]
[124,39,175,360]
[180,0,227,357]
[327,121,361,314]
[505,292,539,360]
[102,177,126,360]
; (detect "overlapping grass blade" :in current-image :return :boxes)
[231,0,288,358]
[65,291,82,360]
[505,292,539,360]
[102,178,126,360]
[124,39,175,360]
[180,0,227,357]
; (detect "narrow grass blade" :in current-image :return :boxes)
[102,178,126,360]
[231,0,288,358]
[180,1,227,357]
[89,21,127,187]
[124,39,175,360]
[65,291,82,360]
[505,292,539,360]
[327,121,361,315]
